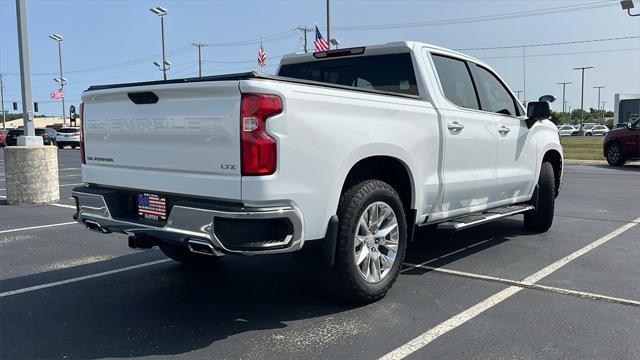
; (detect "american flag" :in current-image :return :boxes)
[50,88,64,100]
[257,42,267,68]
[137,193,167,220]
[314,25,329,52]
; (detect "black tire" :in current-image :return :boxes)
[586,132,592,136]
[159,243,223,266]
[57,144,64,149]
[329,179,408,303]
[605,142,626,166]
[71,145,77,149]
[524,162,555,232]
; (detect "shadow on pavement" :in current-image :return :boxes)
[404,217,530,273]
[0,219,527,359]
[589,163,640,172]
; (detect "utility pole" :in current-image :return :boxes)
[601,101,606,121]
[593,85,605,123]
[192,42,206,77]
[556,82,571,116]
[0,73,5,129]
[573,66,594,134]
[514,90,522,102]
[326,0,331,50]
[296,26,313,53]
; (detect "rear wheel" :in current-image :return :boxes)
[71,145,77,149]
[586,132,593,136]
[159,243,222,266]
[524,162,555,232]
[329,180,407,303]
[605,142,626,166]
[57,144,64,149]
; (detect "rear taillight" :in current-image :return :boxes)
[80,102,85,164]
[240,93,282,176]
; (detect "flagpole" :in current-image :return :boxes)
[326,0,331,49]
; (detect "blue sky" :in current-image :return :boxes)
[1,0,639,116]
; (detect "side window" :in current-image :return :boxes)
[475,66,519,116]
[431,54,480,110]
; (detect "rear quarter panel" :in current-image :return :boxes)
[239,79,440,240]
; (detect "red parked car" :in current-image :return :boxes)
[603,119,640,166]
[0,129,7,147]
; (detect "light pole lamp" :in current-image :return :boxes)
[573,66,594,134]
[620,0,640,16]
[329,38,340,49]
[49,33,66,125]
[150,6,168,80]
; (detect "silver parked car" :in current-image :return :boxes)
[585,125,609,136]
[558,124,576,137]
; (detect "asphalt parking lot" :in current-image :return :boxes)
[1,150,639,360]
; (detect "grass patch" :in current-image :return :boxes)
[560,137,604,160]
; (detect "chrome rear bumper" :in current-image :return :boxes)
[72,186,304,255]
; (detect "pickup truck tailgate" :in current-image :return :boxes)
[81,81,242,199]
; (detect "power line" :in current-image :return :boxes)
[480,47,640,59]
[333,1,616,31]
[457,35,640,51]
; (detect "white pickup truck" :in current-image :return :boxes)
[73,42,562,302]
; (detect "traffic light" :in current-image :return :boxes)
[13,102,17,111]
[33,102,38,112]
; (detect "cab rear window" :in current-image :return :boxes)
[278,53,419,96]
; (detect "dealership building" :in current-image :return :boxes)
[614,93,640,126]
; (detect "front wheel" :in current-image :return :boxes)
[57,144,64,149]
[329,180,407,303]
[159,243,223,266]
[606,142,626,166]
[524,162,555,232]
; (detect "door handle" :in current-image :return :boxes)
[447,122,464,131]
[498,125,511,134]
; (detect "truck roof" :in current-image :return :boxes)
[279,41,491,69]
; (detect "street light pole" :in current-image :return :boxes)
[326,0,331,50]
[160,15,167,80]
[573,66,594,134]
[0,73,5,129]
[150,7,168,80]
[556,82,571,116]
[15,0,36,140]
[49,34,65,125]
[593,85,605,123]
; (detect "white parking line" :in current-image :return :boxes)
[381,217,640,360]
[404,263,640,308]
[59,168,81,171]
[0,183,82,191]
[0,259,172,298]
[0,221,78,234]
[48,203,76,209]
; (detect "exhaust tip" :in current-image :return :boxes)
[85,220,110,234]
[187,239,217,256]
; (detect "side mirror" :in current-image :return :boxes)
[525,101,551,128]
[627,122,633,129]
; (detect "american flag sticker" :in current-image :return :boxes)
[137,193,167,220]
